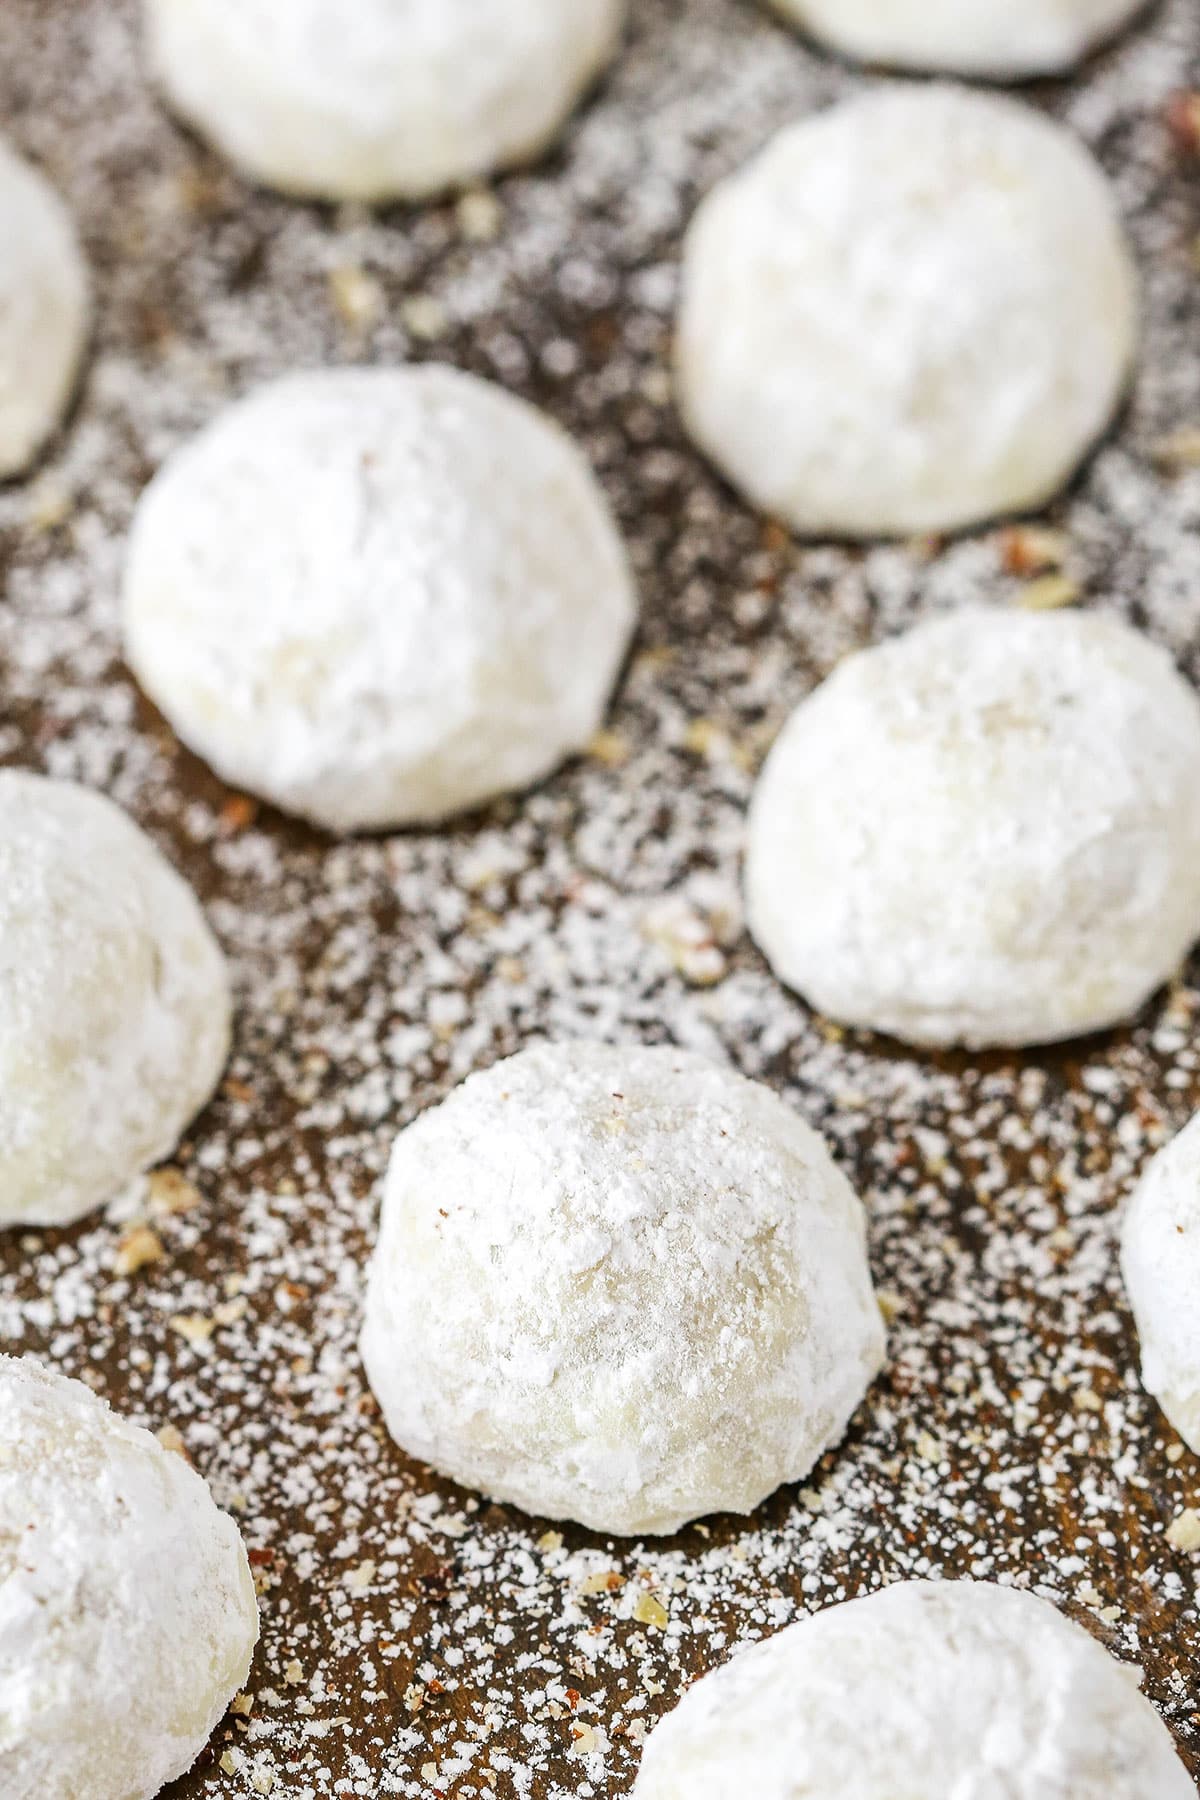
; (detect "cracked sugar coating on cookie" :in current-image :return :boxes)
[0,771,231,1228]
[122,365,638,833]
[0,136,88,480]
[632,1580,1193,1798]
[745,607,1200,1050]
[1122,1111,1200,1454]
[676,85,1138,538]
[361,1042,885,1536]
[766,0,1147,79]
[0,1354,258,1800]
[143,0,628,201]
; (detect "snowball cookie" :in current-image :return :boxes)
[122,367,637,832]
[1121,1111,1200,1452]
[676,87,1137,539]
[766,0,1146,80]
[0,1355,258,1799]
[745,608,1200,1049]
[0,138,89,480]
[360,1042,884,1536]
[0,771,231,1229]
[144,0,627,202]
[632,1580,1192,1798]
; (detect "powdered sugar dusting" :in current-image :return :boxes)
[633,1581,1195,1795]
[0,134,88,478]
[677,84,1137,536]
[0,770,231,1228]
[1,0,1200,1794]
[0,1353,257,1798]
[745,608,1200,1047]
[122,366,637,831]
[361,1042,884,1538]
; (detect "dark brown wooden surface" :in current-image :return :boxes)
[2,1,1200,1794]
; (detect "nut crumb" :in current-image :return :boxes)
[169,1313,216,1347]
[328,264,383,333]
[1150,427,1200,472]
[146,1168,201,1216]
[456,187,503,242]
[113,1223,164,1276]
[633,1591,669,1629]
[1016,573,1080,612]
[999,525,1069,576]
[1166,1508,1200,1552]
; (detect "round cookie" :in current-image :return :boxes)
[744,608,1200,1049]
[766,0,1146,79]
[676,86,1137,539]
[0,1354,258,1800]
[122,366,637,833]
[1122,1111,1200,1451]
[0,771,231,1229]
[360,1041,884,1536]
[144,0,627,201]
[632,1580,1192,1798]
[0,138,88,480]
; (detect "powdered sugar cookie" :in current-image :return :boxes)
[0,1355,257,1799]
[0,138,88,479]
[632,1581,1192,1798]
[361,1042,884,1536]
[676,87,1136,538]
[745,608,1200,1049]
[144,0,627,201]
[0,772,231,1229]
[1122,1111,1200,1451]
[767,0,1146,79]
[122,367,637,833]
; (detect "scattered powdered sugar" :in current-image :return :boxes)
[1,0,1200,1795]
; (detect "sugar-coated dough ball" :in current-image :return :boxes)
[745,609,1200,1050]
[767,0,1146,79]
[122,368,637,833]
[0,772,231,1229]
[0,1355,258,1799]
[676,87,1137,539]
[633,1581,1192,1798]
[1122,1112,1200,1452]
[0,138,88,480]
[361,1042,884,1536]
[144,0,627,201]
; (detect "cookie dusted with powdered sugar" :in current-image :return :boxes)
[632,1581,1193,1798]
[766,0,1147,79]
[0,1355,258,1799]
[745,608,1200,1049]
[122,367,637,833]
[361,1041,885,1537]
[676,86,1137,539]
[0,772,231,1229]
[144,0,627,201]
[1122,1111,1200,1453]
[0,137,88,480]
